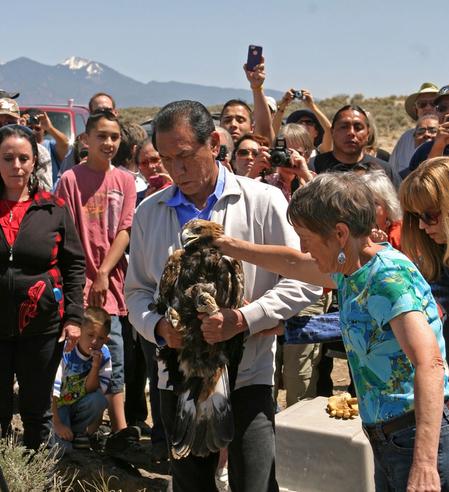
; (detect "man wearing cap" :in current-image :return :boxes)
[0,88,19,100]
[406,85,449,173]
[0,98,22,127]
[0,98,52,190]
[389,82,439,173]
[21,108,70,187]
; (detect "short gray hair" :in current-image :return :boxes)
[215,126,234,154]
[279,123,314,159]
[287,173,376,238]
[358,170,402,222]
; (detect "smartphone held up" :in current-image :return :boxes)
[246,45,263,71]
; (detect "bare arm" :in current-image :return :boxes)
[244,57,275,144]
[216,235,335,289]
[301,89,333,153]
[272,89,295,137]
[51,397,73,441]
[390,311,445,491]
[428,122,449,159]
[40,112,70,163]
[89,228,130,307]
[84,351,102,393]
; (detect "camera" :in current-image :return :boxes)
[217,144,228,162]
[28,115,40,126]
[269,138,291,167]
[293,90,305,100]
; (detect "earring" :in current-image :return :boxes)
[337,249,346,265]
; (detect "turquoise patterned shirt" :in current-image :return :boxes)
[333,244,449,424]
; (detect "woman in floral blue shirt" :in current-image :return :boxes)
[215,172,449,491]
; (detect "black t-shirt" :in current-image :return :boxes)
[311,152,401,188]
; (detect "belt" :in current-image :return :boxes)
[363,411,415,441]
[363,399,449,442]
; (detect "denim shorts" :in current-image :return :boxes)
[368,406,449,491]
[107,315,125,394]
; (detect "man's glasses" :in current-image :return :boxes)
[415,100,436,110]
[411,211,441,226]
[436,103,449,114]
[415,126,438,136]
[236,148,259,157]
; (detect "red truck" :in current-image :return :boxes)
[19,99,89,144]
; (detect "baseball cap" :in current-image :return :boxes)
[0,98,20,119]
[265,96,278,114]
[0,89,19,99]
[433,85,449,106]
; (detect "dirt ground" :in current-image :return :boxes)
[52,358,352,491]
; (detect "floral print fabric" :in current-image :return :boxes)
[333,244,449,424]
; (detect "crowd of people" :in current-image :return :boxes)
[0,54,448,492]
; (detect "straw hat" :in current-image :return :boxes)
[404,82,438,120]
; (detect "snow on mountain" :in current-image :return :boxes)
[61,56,103,78]
[61,56,90,70]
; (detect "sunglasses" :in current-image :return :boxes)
[415,126,438,136]
[415,100,435,110]
[236,148,259,157]
[298,119,316,127]
[411,211,441,226]
[436,103,449,114]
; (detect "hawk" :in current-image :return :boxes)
[156,219,245,459]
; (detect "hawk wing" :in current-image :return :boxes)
[156,248,184,315]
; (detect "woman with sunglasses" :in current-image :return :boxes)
[0,125,85,449]
[231,133,269,177]
[400,156,449,362]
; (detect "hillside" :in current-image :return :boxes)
[119,93,412,152]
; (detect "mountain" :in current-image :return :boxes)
[0,56,283,107]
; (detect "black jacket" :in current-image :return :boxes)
[0,191,85,339]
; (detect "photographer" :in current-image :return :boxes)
[273,88,332,153]
[246,125,314,200]
[22,108,70,188]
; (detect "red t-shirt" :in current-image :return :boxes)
[56,164,136,316]
[0,199,32,246]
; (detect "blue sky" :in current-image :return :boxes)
[3,0,447,98]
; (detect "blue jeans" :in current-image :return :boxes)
[108,315,125,393]
[368,406,449,491]
[56,391,107,451]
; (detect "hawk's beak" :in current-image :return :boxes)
[181,230,200,248]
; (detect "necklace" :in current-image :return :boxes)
[3,201,14,223]
[2,196,31,223]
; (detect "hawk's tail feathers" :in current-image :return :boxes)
[171,378,200,460]
[171,367,234,459]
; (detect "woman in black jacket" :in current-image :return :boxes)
[0,125,85,449]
